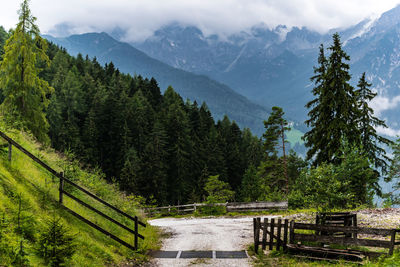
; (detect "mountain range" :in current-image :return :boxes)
[45,4,400,154]
[123,5,400,137]
[44,33,277,140]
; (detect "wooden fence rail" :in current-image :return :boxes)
[146,201,288,215]
[1,130,145,251]
[253,216,400,262]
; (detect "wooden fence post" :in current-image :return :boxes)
[262,218,268,250]
[283,219,289,251]
[353,214,358,239]
[269,218,275,251]
[289,220,295,244]
[277,219,282,251]
[134,216,139,250]
[8,142,12,162]
[59,172,64,204]
[254,218,260,253]
[194,203,196,212]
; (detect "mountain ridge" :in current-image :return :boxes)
[125,5,400,135]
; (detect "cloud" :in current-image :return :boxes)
[1,0,400,42]
[370,95,400,116]
[376,125,400,137]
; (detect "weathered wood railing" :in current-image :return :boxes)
[316,212,357,238]
[1,130,146,251]
[253,217,289,253]
[290,222,400,256]
[146,201,288,215]
[253,216,400,262]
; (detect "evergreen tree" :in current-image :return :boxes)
[0,26,8,58]
[304,33,359,166]
[355,72,392,172]
[0,0,53,142]
[239,165,262,201]
[36,215,76,266]
[262,106,290,194]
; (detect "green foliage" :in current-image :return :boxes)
[36,214,77,266]
[304,34,359,166]
[262,106,290,157]
[304,34,391,177]
[41,44,263,205]
[0,0,53,143]
[355,72,393,172]
[0,26,8,59]
[289,145,377,210]
[0,127,159,265]
[387,138,400,204]
[257,106,291,198]
[239,165,262,202]
[204,175,235,203]
[199,175,233,215]
[289,163,353,211]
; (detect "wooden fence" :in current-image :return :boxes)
[253,216,400,262]
[145,201,288,215]
[1,130,146,251]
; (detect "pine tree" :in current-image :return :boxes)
[262,106,290,194]
[36,215,76,266]
[355,72,393,172]
[0,0,53,142]
[304,33,359,166]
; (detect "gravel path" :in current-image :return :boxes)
[147,209,400,266]
[148,216,279,267]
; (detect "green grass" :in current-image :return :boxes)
[0,125,159,266]
[248,244,400,267]
[287,128,304,146]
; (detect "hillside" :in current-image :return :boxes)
[0,124,158,266]
[44,32,271,136]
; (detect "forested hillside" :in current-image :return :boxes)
[0,24,267,206]
[44,32,272,137]
[43,45,265,205]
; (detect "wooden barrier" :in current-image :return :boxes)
[146,201,288,215]
[253,217,400,262]
[227,201,288,212]
[316,212,357,238]
[289,222,400,260]
[253,217,289,254]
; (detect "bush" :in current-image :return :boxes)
[289,163,354,211]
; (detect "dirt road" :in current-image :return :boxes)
[148,216,267,267]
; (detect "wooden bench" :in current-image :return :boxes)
[288,222,400,261]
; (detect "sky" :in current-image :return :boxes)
[1,0,400,42]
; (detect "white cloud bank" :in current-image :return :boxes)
[370,94,400,137]
[1,0,400,42]
[370,95,400,116]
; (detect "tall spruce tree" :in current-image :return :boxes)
[304,33,359,166]
[355,72,392,172]
[0,0,53,142]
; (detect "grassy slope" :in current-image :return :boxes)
[0,125,158,266]
[286,128,304,146]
